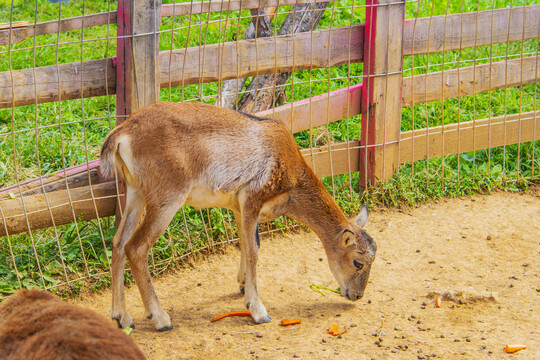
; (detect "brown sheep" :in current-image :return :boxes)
[0,289,146,360]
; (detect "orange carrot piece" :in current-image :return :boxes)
[280,319,302,326]
[328,324,346,336]
[435,297,442,308]
[504,344,527,353]
[211,311,252,322]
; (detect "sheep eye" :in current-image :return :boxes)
[353,260,364,270]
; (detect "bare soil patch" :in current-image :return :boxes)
[72,189,539,359]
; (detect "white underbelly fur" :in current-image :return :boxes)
[184,185,237,210]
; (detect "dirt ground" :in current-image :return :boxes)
[72,189,539,360]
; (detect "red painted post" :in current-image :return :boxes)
[360,0,405,188]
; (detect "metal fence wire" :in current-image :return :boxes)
[0,0,538,298]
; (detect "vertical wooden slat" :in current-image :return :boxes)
[115,0,162,221]
[116,0,162,123]
[360,0,405,188]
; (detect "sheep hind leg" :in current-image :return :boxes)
[124,200,181,331]
[110,185,144,329]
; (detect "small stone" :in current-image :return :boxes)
[293,355,299,358]
[486,235,492,240]
[440,335,445,338]
[378,337,384,342]
[417,320,422,324]
[421,306,426,309]
[335,313,341,317]
[481,337,486,340]
[367,299,372,304]
[337,335,342,339]
[394,327,401,331]
[391,349,398,353]
[416,249,421,253]
[250,351,255,354]
[319,258,323,261]
[465,338,471,342]
[454,339,460,342]
[428,260,436,264]
[412,297,417,301]
[479,345,486,350]
[256,333,263,338]
[350,323,357,327]
[381,331,387,336]
[197,282,202,286]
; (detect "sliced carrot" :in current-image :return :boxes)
[280,319,302,326]
[504,344,527,353]
[435,297,442,308]
[328,324,346,336]
[211,310,252,322]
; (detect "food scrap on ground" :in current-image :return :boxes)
[328,324,346,336]
[122,327,134,335]
[310,283,341,296]
[504,344,527,353]
[211,311,252,322]
[435,297,442,308]
[280,319,302,326]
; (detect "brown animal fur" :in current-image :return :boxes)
[0,289,146,360]
[100,101,376,330]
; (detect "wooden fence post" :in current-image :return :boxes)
[115,0,161,221]
[360,0,405,188]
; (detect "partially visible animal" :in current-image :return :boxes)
[100,101,376,331]
[0,289,146,360]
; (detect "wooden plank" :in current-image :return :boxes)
[0,25,362,109]
[160,25,363,87]
[399,111,540,163]
[0,21,30,45]
[161,0,330,17]
[301,141,360,178]
[0,21,29,30]
[0,182,119,237]
[257,83,362,134]
[116,0,161,122]
[0,165,100,200]
[0,58,116,108]
[402,56,540,107]
[0,14,116,46]
[404,5,540,55]
[360,0,405,187]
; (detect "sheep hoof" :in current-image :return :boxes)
[157,325,173,332]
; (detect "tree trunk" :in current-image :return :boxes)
[215,7,276,109]
[237,2,329,114]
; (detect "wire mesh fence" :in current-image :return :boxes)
[0,0,538,298]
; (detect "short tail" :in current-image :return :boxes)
[99,130,120,179]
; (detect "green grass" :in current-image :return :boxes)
[0,0,539,297]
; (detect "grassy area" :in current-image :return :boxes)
[0,0,539,297]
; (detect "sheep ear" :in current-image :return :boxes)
[339,230,355,248]
[355,205,369,227]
